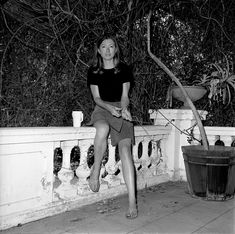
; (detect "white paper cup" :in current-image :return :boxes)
[72,111,83,127]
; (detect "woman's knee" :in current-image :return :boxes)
[94,120,110,138]
[118,138,132,155]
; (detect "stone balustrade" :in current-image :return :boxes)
[149,109,235,180]
[1,108,234,230]
[193,126,235,146]
[0,125,171,230]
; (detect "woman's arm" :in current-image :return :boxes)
[121,82,130,108]
[121,82,132,121]
[90,85,122,118]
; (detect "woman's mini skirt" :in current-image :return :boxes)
[87,102,135,146]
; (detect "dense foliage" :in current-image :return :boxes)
[0,0,234,127]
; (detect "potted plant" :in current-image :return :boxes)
[194,54,235,106]
[167,84,207,109]
[147,11,235,201]
[166,60,208,109]
[167,54,235,109]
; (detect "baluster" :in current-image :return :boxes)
[154,137,166,175]
[143,137,156,184]
[103,141,121,187]
[207,135,215,146]
[55,140,77,199]
[141,137,152,169]
[149,140,158,176]
[220,136,231,146]
[108,141,125,185]
[138,138,152,186]
[76,139,91,195]
[99,162,109,190]
[133,138,141,170]
[53,142,61,185]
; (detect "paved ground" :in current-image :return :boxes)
[1,181,235,234]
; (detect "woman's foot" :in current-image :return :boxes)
[125,202,138,219]
[125,207,138,219]
[88,167,100,192]
[88,177,100,192]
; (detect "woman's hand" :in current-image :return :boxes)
[121,108,132,121]
[107,104,122,118]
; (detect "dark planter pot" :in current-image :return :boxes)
[182,145,235,201]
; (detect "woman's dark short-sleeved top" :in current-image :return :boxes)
[87,63,133,102]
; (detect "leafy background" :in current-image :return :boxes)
[1,0,234,127]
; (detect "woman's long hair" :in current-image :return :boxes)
[91,34,121,74]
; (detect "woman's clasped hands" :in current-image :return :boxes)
[108,104,132,121]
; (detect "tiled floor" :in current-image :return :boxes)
[1,181,235,234]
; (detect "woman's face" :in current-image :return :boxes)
[98,39,116,61]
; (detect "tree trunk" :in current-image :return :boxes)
[147,11,209,151]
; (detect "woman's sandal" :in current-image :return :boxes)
[125,208,138,219]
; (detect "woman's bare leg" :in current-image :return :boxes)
[89,120,109,192]
[118,138,137,218]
